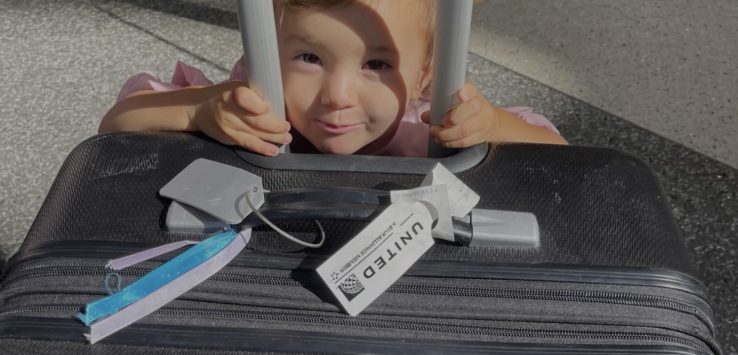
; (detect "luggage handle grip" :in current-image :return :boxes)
[166,186,540,248]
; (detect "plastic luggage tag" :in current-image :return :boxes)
[160,159,265,224]
[390,184,454,243]
[421,163,479,217]
[78,229,239,326]
[106,240,200,270]
[317,202,435,316]
[85,229,252,344]
[165,201,230,233]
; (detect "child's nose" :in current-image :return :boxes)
[320,71,358,110]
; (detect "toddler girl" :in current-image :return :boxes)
[99,0,566,157]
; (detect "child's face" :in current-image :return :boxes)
[278,0,431,155]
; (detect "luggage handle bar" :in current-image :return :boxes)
[235,0,474,158]
[167,186,540,248]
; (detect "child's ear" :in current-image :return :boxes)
[414,61,433,101]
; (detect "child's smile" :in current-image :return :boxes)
[277,0,432,155]
[317,121,364,135]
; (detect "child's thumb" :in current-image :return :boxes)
[458,84,474,103]
[233,86,270,115]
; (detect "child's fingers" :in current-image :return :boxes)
[431,126,486,148]
[252,130,293,145]
[220,111,292,145]
[433,115,485,143]
[200,124,240,147]
[427,83,495,149]
[442,132,489,148]
[442,83,482,126]
[444,96,482,126]
[238,113,291,134]
[457,83,478,103]
[222,126,281,156]
[223,99,290,134]
[232,86,270,115]
[422,84,479,127]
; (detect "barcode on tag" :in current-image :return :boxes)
[316,202,435,316]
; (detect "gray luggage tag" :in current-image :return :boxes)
[160,159,265,225]
[165,201,229,233]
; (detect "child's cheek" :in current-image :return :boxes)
[283,75,318,124]
[366,88,403,132]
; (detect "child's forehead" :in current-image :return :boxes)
[277,0,432,16]
[280,1,430,44]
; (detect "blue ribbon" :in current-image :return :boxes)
[78,229,237,325]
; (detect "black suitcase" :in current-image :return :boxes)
[0,133,721,354]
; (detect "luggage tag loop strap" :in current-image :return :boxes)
[244,188,325,248]
[85,229,252,344]
[104,273,123,295]
[106,240,202,270]
[78,229,239,326]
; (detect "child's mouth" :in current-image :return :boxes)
[317,122,363,134]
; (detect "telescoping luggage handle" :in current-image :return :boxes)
[235,0,477,159]
[166,187,541,248]
[162,159,541,249]
[167,2,535,245]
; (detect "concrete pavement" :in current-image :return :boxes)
[1,0,736,352]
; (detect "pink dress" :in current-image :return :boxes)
[117,60,561,157]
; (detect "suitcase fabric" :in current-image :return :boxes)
[0,132,721,354]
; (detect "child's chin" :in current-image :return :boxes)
[316,145,360,156]
[314,141,362,155]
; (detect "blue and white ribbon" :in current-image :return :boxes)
[78,229,251,343]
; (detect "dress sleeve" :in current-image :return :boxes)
[229,55,247,81]
[503,106,560,135]
[116,61,215,102]
[376,102,561,157]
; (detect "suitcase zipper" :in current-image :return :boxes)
[2,242,715,330]
[0,263,714,333]
[3,241,714,296]
[0,304,713,354]
[0,245,719,353]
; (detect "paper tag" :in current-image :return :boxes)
[159,159,264,224]
[316,202,435,316]
[390,185,454,242]
[421,163,480,217]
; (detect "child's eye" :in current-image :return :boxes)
[297,53,322,65]
[364,60,391,70]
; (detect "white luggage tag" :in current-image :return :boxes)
[160,159,265,225]
[420,163,540,248]
[421,163,479,218]
[390,184,454,242]
[317,202,435,316]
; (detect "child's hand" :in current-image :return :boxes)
[421,83,499,148]
[190,81,292,156]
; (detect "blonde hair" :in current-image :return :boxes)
[273,0,436,62]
